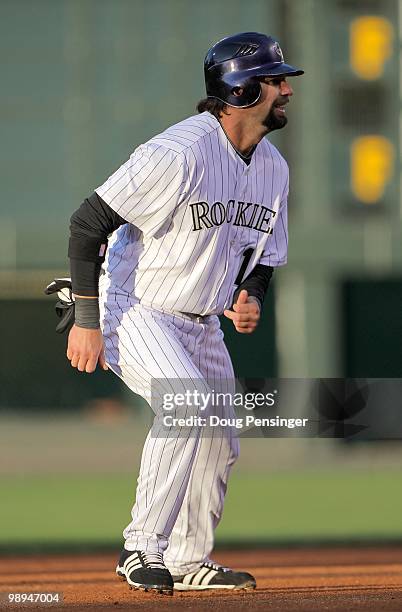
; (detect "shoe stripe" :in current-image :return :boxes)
[192,567,212,586]
[183,571,198,585]
[124,555,167,573]
[124,555,141,569]
[125,561,143,574]
[125,565,143,576]
[123,552,140,566]
[124,561,144,571]
[200,569,218,585]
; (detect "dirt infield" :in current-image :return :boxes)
[0,547,402,611]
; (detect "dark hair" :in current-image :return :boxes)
[196,97,229,119]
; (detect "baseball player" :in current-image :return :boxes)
[64,32,303,595]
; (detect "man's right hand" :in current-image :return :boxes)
[67,325,108,373]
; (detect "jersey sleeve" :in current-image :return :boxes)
[95,144,187,236]
[259,168,289,267]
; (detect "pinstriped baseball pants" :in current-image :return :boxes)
[100,299,239,575]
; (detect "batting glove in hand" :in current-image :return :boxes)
[44,277,75,334]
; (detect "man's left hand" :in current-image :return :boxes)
[223,289,260,334]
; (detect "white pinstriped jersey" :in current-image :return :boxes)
[96,111,289,315]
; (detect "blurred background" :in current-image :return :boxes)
[0,0,401,552]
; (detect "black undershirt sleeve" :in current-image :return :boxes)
[233,264,274,308]
[68,192,127,296]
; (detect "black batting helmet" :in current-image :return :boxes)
[204,32,304,108]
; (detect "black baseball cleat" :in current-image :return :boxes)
[171,559,257,591]
[116,549,173,595]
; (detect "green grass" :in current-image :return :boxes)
[1,470,401,549]
[219,470,402,541]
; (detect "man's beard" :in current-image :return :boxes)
[262,106,288,132]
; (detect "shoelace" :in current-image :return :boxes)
[203,558,230,573]
[141,551,165,569]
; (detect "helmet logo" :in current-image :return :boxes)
[234,43,259,58]
[272,42,284,62]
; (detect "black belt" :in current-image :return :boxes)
[181,312,207,322]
